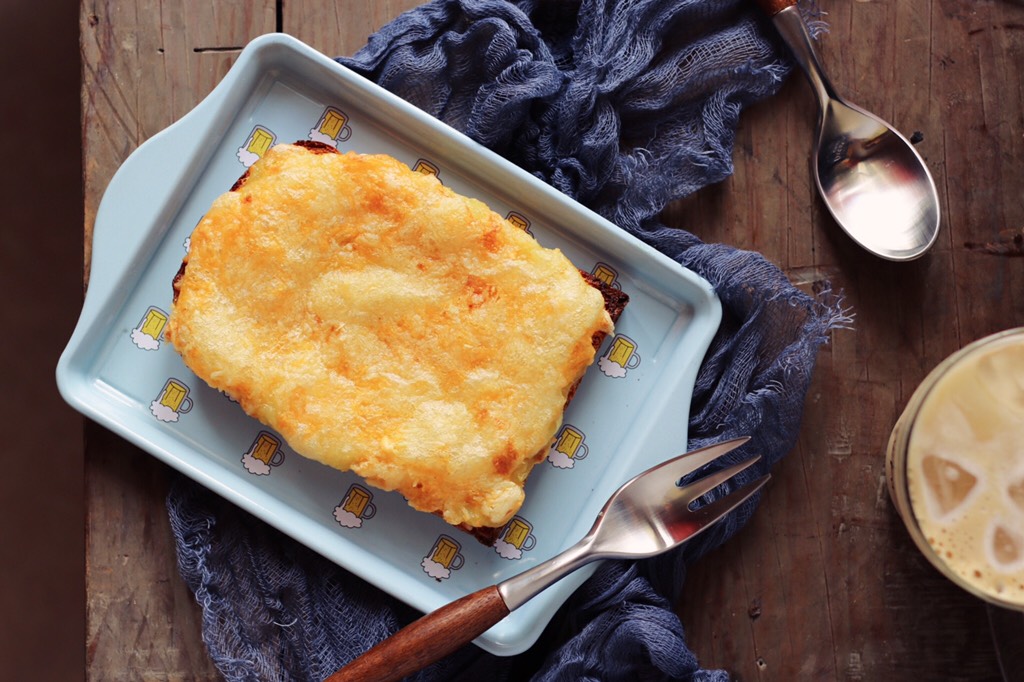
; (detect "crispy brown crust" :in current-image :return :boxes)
[569,271,629,405]
[229,171,251,192]
[293,140,340,154]
[171,260,187,304]
[581,270,630,321]
[463,525,505,546]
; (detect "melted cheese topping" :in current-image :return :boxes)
[166,144,613,528]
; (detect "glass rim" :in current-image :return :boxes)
[889,327,1024,612]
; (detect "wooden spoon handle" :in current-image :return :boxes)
[323,585,511,682]
[753,0,796,16]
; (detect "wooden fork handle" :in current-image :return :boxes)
[323,585,510,682]
[753,0,796,16]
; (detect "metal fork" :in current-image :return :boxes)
[326,437,769,682]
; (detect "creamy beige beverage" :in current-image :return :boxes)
[888,329,1024,609]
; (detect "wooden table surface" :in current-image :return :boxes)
[82,1,1023,680]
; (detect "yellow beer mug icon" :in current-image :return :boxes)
[598,333,641,378]
[501,517,536,551]
[140,306,168,339]
[130,305,168,350]
[505,211,533,236]
[495,516,537,558]
[341,484,376,520]
[311,107,352,144]
[242,431,286,475]
[590,262,621,289]
[237,125,276,167]
[430,535,464,569]
[334,483,377,527]
[159,378,193,412]
[607,335,640,368]
[421,534,464,580]
[554,425,588,461]
[412,159,440,177]
[250,431,286,467]
[548,424,588,469]
[150,378,193,422]
[246,125,275,156]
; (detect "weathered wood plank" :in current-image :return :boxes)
[282,0,425,57]
[82,2,276,679]
[677,1,1020,680]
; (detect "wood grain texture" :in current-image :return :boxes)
[81,0,1021,679]
[282,0,424,57]
[81,2,274,679]
[81,4,427,679]
[674,1,1022,680]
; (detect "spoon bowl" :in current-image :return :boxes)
[763,2,940,260]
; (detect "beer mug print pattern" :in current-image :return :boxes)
[889,329,1024,609]
[412,158,440,178]
[590,262,620,289]
[599,334,641,378]
[505,211,532,236]
[308,107,352,148]
[130,306,168,351]
[241,431,286,476]
[548,424,588,469]
[494,516,537,560]
[334,484,377,529]
[237,125,276,167]
[150,378,193,422]
[422,535,464,581]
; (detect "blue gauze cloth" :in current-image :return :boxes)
[166,1,847,680]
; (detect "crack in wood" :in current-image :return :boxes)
[192,46,244,53]
[968,23,1024,37]
[964,228,1024,256]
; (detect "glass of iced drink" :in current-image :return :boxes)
[887,328,1024,610]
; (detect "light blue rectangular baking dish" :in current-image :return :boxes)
[57,33,721,656]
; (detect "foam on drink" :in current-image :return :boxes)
[903,333,1024,605]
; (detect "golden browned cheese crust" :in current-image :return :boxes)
[165,143,614,529]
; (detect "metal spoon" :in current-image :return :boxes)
[326,438,769,682]
[758,0,940,261]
